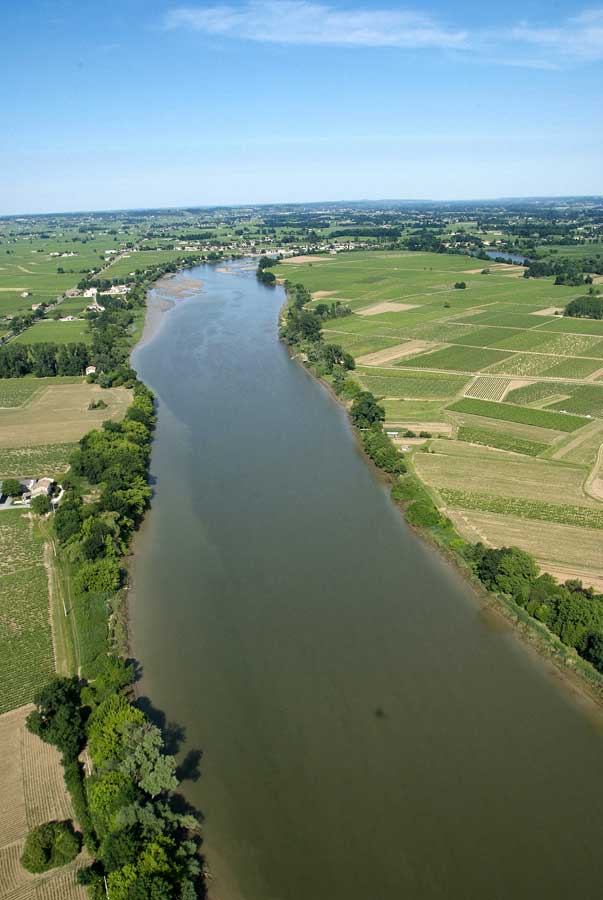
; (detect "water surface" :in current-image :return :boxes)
[130,263,603,900]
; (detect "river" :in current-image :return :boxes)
[130,262,603,900]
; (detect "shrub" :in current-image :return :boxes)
[405,501,442,527]
[454,281,466,289]
[20,821,81,873]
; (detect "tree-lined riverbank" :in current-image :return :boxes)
[129,262,603,900]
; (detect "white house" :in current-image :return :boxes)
[85,365,97,376]
[86,302,105,313]
[83,287,98,298]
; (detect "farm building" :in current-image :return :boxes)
[85,365,97,376]
[25,477,54,500]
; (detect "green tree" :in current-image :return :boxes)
[31,494,51,515]
[350,392,385,428]
[26,676,84,761]
[2,478,22,497]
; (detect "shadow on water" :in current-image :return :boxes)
[133,691,208,894]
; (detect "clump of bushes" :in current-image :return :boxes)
[468,543,603,671]
[454,281,466,289]
[21,820,81,873]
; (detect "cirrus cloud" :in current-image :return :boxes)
[164,1,468,49]
[163,1,603,66]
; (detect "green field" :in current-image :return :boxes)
[0,511,54,714]
[281,249,603,589]
[0,375,82,407]
[447,397,586,431]
[457,425,548,457]
[357,367,469,398]
[14,319,91,344]
[397,344,511,372]
[440,488,603,530]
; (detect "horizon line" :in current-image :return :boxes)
[3,193,603,220]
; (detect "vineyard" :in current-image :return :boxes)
[464,377,511,401]
[357,368,469,399]
[0,377,81,409]
[440,488,603,529]
[456,426,548,457]
[398,343,511,372]
[0,443,75,479]
[447,397,586,431]
[0,512,54,715]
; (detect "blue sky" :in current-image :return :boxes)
[1,0,601,214]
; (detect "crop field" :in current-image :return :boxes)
[414,441,599,507]
[356,367,469,398]
[382,399,448,421]
[447,510,603,590]
[547,385,603,418]
[0,376,82,408]
[447,398,586,431]
[439,488,603,530]
[14,319,91,345]
[0,706,86,900]
[0,443,76,478]
[101,248,204,278]
[397,344,512,372]
[281,249,603,587]
[456,425,548,457]
[0,512,54,715]
[0,384,131,449]
[464,377,511,401]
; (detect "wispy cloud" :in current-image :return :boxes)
[164,1,467,49]
[509,8,603,61]
[163,1,603,66]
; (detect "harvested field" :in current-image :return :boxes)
[448,510,603,591]
[414,442,601,509]
[356,341,434,366]
[0,707,86,900]
[0,384,131,449]
[356,302,419,316]
[281,255,327,264]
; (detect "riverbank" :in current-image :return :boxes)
[277,282,603,714]
[124,261,603,900]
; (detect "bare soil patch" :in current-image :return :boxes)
[311,290,337,299]
[357,341,435,366]
[281,255,326,264]
[531,307,564,317]
[356,301,419,317]
[500,378,532,400]
[384,421,452,435]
